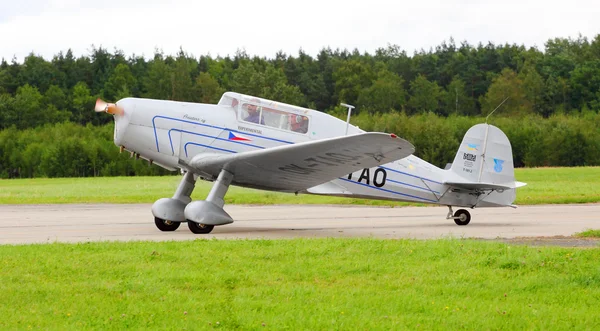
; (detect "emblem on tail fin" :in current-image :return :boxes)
[493,158,504,173]
[465,143,479,151]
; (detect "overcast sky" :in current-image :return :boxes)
[1,0,598,62]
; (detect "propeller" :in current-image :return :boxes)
[95,98,124,116]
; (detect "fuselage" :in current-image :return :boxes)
[113,93,507,208]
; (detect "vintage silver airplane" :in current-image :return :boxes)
[95,92,526,234]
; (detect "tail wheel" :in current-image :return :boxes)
[155,217,181,231]
[453,209,471,226]
[187,220,215,234]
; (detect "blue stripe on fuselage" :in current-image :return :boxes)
[168,128,265,154]
[151,116,442,194]
[184,143,238,157]
[380,166,442,185]
[338,178,437,203]
[152,115,293,152]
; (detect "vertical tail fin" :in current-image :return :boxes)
[449,124,516,186]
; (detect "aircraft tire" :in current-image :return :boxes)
[155,217,181,231]
[187,220,215,234]
[453,209,471,226]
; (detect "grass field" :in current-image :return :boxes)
[575,229,600,238]
[1,239,599,330]
[1,167,599,205]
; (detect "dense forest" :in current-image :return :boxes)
[1,35,600,178]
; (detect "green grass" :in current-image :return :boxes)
[0,176,400,205]
[0,167,599,205]
[575,229,600,238]
[1,239,599,329]
[515,167,600,204]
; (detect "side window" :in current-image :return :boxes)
[239,102,309,134]
[262,108,290,130]
[241,102,265,125]
[288,113,309,134]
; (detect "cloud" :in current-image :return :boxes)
[0,0,598,62]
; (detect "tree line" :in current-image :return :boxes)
[1,35,600,178]
[1,35,600,131]
[1,112,598,178]
[0,123,169,178]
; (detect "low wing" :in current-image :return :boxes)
[444,180,527,191]
[188,133,414,192]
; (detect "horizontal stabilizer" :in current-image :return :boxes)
[306,181,352,195]
[444,180,526,191]
[514,181,527,188]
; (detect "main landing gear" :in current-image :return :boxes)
[151,169,234,234]
[154,217,181,231]
[187,222,214,234]
[446,206,471,226]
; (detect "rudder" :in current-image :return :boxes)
[450,124,515,186]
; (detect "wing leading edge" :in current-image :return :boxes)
[187,133,414,192]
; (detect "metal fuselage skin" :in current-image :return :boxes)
[114,97,514,208]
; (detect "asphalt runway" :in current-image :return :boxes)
[1,204,599,245]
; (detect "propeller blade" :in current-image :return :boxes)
[94,98,124,116]
[95,98,108,112]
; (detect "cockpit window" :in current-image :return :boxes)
[240,102,309,134]
[241,102,265,125]
[218,94,239,109]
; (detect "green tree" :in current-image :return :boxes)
[170,51,196,101]
[44,85,67,111]
[260,65,306,105]
[543,76,570,114]
[71,82,96,125]
[11,84,67,128]
[356,69,406,113]
[0,59,21,95]
[103,63,136,101]
[569,60,600,110]
[0,93,16,129]
[519,62,545,115]
[90,46,113,95]
[442,76,476,116]
[51,49,78,89]
[203,56,234,90]
[144,53,173,100]
[230,61,264,96]
[13,84,44,128]
[480,68,530,116]
[332,59,375,107]
[408,74,443,114]
[193,72,225,103]
[18,54,58,93]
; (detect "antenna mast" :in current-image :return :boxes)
[478,97,509,182]
[340,103,355,135]
[486,97,509,124]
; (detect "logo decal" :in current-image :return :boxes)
[183,114,205,123]
[237,125,262,135]
[228,132,251,141]
[465,143,479,151]
[463,153,476,162]
[493,159,504,173]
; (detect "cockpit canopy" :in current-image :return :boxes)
[218,92,310,134]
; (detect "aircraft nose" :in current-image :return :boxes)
[113,98,134,147]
